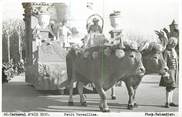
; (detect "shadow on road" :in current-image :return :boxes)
[2,73,179,112]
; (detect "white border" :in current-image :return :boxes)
[0,0,181,117]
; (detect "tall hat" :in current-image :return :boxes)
[169,20,178,26]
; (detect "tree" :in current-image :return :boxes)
[2,19,25,63]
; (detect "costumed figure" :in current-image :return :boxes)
[32,23,42,47]
[109,11,124,98]
[62,20,72,49]
[83,14,105,48]
[159,37,179,108]
[88,18,102,34]
[48,20,57,41]
[109,11,123,46]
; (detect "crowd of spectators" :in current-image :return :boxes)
[2,59,24,83]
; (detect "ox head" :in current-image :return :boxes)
[138,30,168,75]
[114,41,146,77]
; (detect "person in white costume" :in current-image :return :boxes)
[62,20,72,49]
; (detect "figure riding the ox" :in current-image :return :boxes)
[82,14,106,48]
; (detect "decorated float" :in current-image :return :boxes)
[22,3,69,92]
[22,2,124,94]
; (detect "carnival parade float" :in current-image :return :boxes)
[22,2,124,94]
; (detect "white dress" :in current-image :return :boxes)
[62,26,72,48]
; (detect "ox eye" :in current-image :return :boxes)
[153,56,157,59]
[129,54,134,58]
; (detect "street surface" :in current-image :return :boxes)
[2,74,178,112]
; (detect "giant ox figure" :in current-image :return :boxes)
[110,31,169,110]
[61,42,145,112]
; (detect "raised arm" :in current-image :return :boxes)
[163,50,168,63]
[163,28,170,39]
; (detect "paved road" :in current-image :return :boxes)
[2,74,178,112]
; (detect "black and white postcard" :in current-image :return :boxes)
[1,0,181,117]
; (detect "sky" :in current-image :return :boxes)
[2,0,180,39]
[2,0,24,21]
[104,0,179,33]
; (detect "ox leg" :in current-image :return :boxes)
[111,86,116,100]
[95,86,110,112]
[126,84,135,110]
[68,80,74,106]
[132,78,142,108]
[77,81,87,106]
[133,89,138,108]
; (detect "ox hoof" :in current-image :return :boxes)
[68,102,74,106]
[111,96,116,100]
[99,106,110,112]
[81,102,87,107]
[134,103,138,108]
[127,105,134,110]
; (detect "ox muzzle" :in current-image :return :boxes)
[159,66,169,76]
[135,65,146,77]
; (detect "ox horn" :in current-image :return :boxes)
[138,41,149,52]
